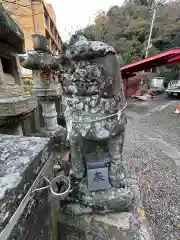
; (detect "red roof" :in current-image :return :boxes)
[120,48,180,78]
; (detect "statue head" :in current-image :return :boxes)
[69,32,88,47]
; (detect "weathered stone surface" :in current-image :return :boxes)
[68,34,116,60]
[0,112,31,128]
[0,135,69,240]
[0,96,37,117]
[0,20,36,129]
[19,33,64,138]
[32,33,49,53]
[40,124,66,138]
[59,34,130,215]
[0,76,25,97]
[58,210,152,240]
[0,4,24,53]
[0,134,49,233]
[58,171,154,239]
[19,52,61,70]
[6,189,51,240]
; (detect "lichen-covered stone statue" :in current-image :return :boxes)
[60,34,134,215]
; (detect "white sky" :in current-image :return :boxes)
[47,0,125,41]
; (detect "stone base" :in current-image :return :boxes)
[58,173,154,239]
[58,211,153,240]
[0,96,37,117]
[64,186,135,215]
[39,125,66,138]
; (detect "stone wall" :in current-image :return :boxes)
[0,135,59,240]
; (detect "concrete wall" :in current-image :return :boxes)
[46,3,56,24]
[3,0,62,52]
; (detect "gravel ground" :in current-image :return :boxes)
[123,98,180,240]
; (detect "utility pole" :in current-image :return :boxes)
[139,1,157,96]
[145,0,157,58]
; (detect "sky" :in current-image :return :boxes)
[47,0,125,41]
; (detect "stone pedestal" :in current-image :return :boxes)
[58,177,154,240]
[58,211,152,240]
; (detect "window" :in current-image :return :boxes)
[45,29,51,49]
[44,8,49,28]
[50,21,54,36]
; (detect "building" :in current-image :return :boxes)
[3,0,62,55]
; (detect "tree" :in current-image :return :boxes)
[152,1,180,81]
[81,0,180,64]
[62,42,69,53]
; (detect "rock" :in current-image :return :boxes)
[0,134,52,239]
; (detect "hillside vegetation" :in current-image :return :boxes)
[82,0,180,66]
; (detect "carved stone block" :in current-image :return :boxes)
[0,97,37,117]
[87,167,109,191]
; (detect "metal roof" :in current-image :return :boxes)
[120,48,180,78]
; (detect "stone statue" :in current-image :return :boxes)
[60,33,134,215]
[19,33,134,215]
[19,34,152,240]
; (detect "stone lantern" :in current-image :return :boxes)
[20,33,64,137]
[0,4,37,135]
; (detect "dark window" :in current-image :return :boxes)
[1,57,14,75]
